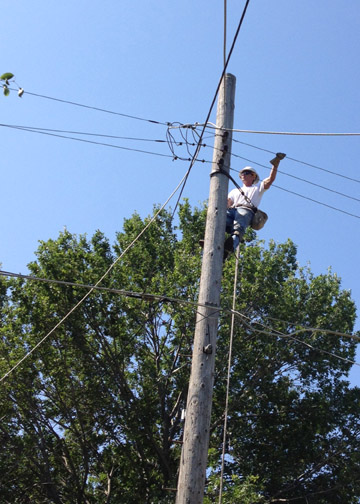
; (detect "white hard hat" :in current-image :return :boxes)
[239,166,259,184]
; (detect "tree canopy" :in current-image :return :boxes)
[0,201,359,503]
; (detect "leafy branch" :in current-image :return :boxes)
[1,72,24,97]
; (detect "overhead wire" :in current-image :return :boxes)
[7,87,360,184]
[190,137,360,218]
[219,245,240,504]
[4,120,360,216]
[0,269,217,312]
[203,122,360,136]
[271,184,360,220]
[223,0,227,68]
[12,88,170,126]
[0,123,168,143]
[166,124,209,164]
[8,119,360,218]
[176,139,360,218]
[49,115,360,219]
[0,168,191,383]
[231,137,360,184]
[7,125,360,223]
[171,124,360,184]
[1,268,359,373]
[229,153,360,203]
[0,123,174,160]
[2,263,358,475]
[172,123,360,191]
[209,143,360,205]
[0,122,210,163]
[266,319,360,344]
[169,0,252,217]
[232,309,360,368]
[199,127,360,216]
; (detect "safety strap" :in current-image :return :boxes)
[211,168,258,213]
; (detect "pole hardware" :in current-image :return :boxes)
[203,344,213,354]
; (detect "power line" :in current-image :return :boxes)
[0,168,191,383]
[1,122,208,163]
[0,123,168,143]
[0,121,211,163]
[18,120,360,219]
[5,120,360,216]
[174,125,360,184]
[7,122,359,221]
[0,123,174,159]
[170,0,252,217]
[230,153,360,203]
[233,309,360,368]
[4,89,360,241]
[2,268,359,348]
[171,125,360,184]
[272,184,360,220]
[9,89,360,183]
[204,123,360,136]
[2,265,359,394]
[166,124,209,164]
[15,118,359,220]
[232,137,360,184]
[223,0,227,68]
[219,245,240,503]
[14,88,170,126]
[5,122,359,213]
[266,317,360,344]
[202,156,360,219]
[190,138,360,204]
[0,269,209,311]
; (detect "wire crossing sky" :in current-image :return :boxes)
[1,0,360,386]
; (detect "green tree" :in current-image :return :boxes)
[0,72,24,97]
[207,239,360,503]
[0,201,359,503]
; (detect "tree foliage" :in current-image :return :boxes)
[1,72,24,97]
[0,201,359,503]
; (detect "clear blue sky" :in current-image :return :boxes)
[1,1,360,384]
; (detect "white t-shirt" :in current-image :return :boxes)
[228,180,267,209]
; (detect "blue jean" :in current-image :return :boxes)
[226,207,254,250]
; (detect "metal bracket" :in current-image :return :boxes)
[203,344,213,354]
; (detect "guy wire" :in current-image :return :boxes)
[219,244,241,503]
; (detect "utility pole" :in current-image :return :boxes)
[176,73,236,504]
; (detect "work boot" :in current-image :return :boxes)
[233,230,245,244]
[223,235,234,262]
[200,237,235,262]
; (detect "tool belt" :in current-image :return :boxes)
[235,204,255,212]
[233,204,267,230]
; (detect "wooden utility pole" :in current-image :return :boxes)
[176,73,236,504]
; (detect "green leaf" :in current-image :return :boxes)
[3,85,10,96]
[0,72,14,81]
